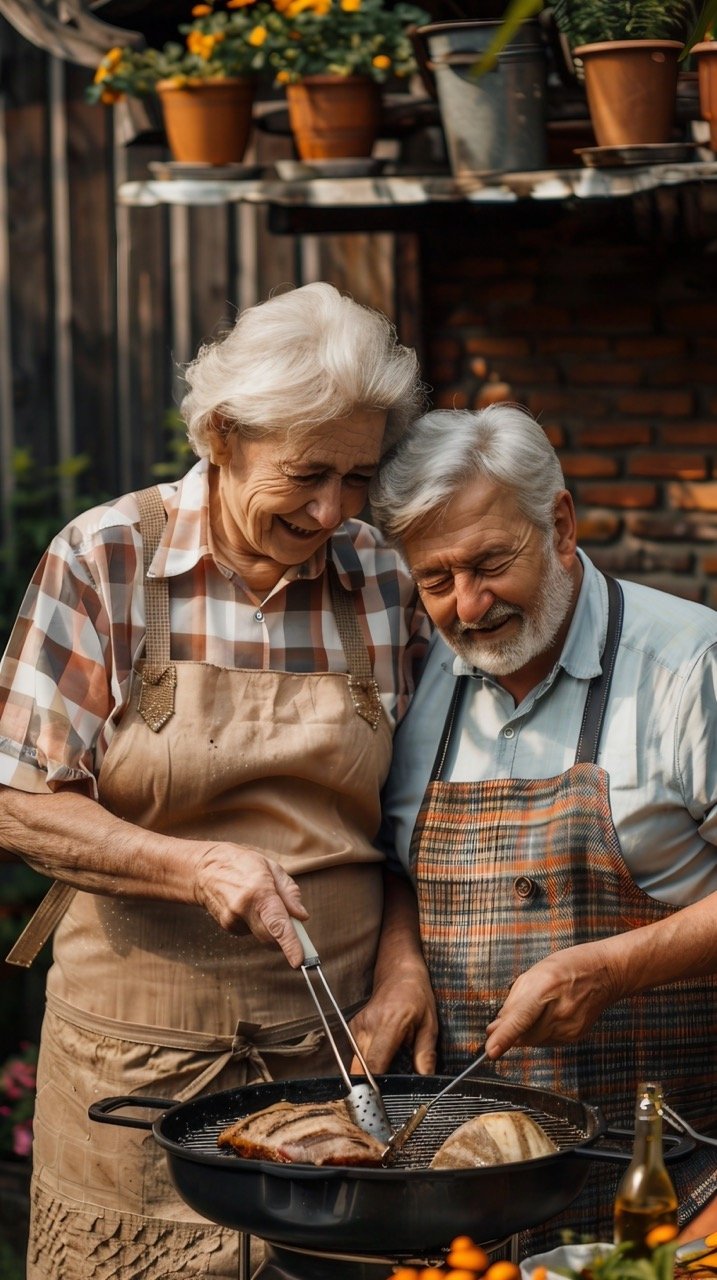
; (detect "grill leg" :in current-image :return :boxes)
[509,1235,520,1264]
[238,1231,251,1280]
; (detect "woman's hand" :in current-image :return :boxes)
[348,957,438,1075]
[192,841,309,966]
[484,938,624,1058]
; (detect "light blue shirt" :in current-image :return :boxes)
[382,551,717,906]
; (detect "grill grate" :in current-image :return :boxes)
[174,1089,589,1169]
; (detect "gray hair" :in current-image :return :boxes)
[181,282,425,456]
[370,405,566,545]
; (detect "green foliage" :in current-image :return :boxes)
[85,3,277,103]
[556,1236,679,1280]
[681,0,717,55]
[151,408,195,480]
[264,0,429,85]
[470,0,701,73]
[550,0,693,48]
[0,450,110,648]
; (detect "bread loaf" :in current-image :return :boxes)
[430,1110,557,1169]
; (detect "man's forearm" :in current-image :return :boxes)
[605,888,717,997]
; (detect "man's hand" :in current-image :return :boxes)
[348,957,438,1074]
[484,938,624,1058]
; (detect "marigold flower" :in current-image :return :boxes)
[191,3,213,13]
[645,1224,679,1248]
[447,1244,489,1272]
[372,53,391,68]
[276,68,292,82]
[248,23,268,44]
[94,64,110,83]
[484,1263,521,1280]
[341,0,362,9]
[227,0,257,6]
[106,47,124,68]
[100,89,123,103]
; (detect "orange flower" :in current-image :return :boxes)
[248,23,268,43]
[186,30,224,57]
[341,0,361,9]
[227,0,257,6]
[100,89,123,104]
[391,1270,421,1280]
[276,68,291,82]
[645,1224,679,1248]
[484,1263,521,1280]
[191,3,213,13]
[447,1244,490,1272]
[372,53,391,68]
[531,1268,548,1280]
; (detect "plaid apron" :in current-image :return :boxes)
[410,577,717,1251]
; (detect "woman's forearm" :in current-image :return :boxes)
[0,783,199,902]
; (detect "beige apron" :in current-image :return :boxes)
[27,487,394,1280]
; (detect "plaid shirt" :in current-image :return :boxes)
[0,459,430,799]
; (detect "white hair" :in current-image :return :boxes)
[370,404,566,544]
[180,282,425,456]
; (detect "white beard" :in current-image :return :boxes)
[442,536,575,677]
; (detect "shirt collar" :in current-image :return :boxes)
[145,457,368,591]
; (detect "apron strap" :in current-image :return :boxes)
[5,487,175,967]
[574,574,624,766]
[429,572,625,782]
[327,560,383,729]
[135,486,177,733]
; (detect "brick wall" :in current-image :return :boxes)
[419,195,717,607]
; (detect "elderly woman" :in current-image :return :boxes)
[0,283,437,1280]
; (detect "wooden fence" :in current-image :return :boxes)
[0,13,402,629]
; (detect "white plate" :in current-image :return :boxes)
[521,1242,613,1280]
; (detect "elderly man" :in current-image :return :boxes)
[361,404,717,1250]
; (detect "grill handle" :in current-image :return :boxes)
[571,1127,694,1165]
[89,1095,176,1131]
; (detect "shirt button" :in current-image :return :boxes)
[254,609,264,622]
[503,727,515,738]
[514,876,538,900]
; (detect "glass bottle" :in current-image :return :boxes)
[613,1081,679,1258]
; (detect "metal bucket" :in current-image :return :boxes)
[416,19,548,180]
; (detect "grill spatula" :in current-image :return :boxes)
[292,920,393,1144]
[381,1046,489,1164]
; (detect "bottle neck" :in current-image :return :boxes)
[631,1083,667,1169]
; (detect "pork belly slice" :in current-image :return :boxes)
[430,1110,557,1169]
[217,1099,385,1166]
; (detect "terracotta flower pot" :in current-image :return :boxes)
[156,77,255,166]
[285,76,382,160]
[692,42,717,152]
[572,40,682,147]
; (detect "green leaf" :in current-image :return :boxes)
[469,0,544,78]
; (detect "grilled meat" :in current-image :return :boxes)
[430,1109,557,1169]
[217,1099,385,1166]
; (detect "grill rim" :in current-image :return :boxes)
[149,1071,605,1176]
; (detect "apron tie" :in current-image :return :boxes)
[46,991,330,1101]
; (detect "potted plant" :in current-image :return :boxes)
[87,0,277,165]
[549,0,694,147]
[261,0,429,159]
[472,0,698,150]
[683,1,717,150]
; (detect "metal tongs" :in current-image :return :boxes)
[292,921,393,1143]
[380,1047,489,1165]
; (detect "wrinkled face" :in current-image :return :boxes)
[211,408,387,567]
[403,475,576,678]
